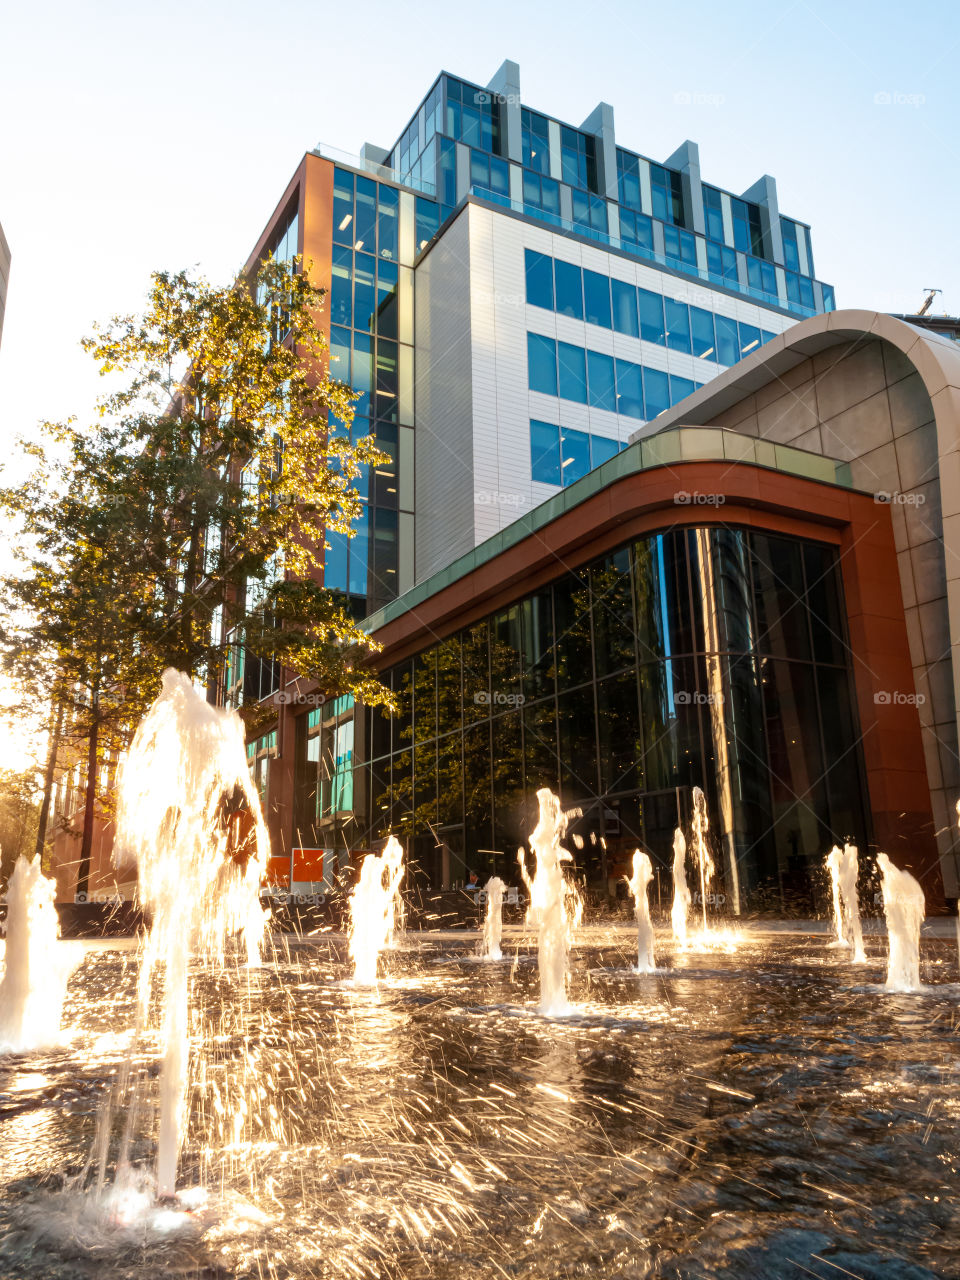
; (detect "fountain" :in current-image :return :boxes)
[112,668,269,1200]
[348,836,405,985]
[824,846,849,948]
[838,842,866,963]
[670,827,691,948]
[480,876,505,960]
[690,786,714,934]
[518,788,581,1015]
[0,856,80,1053]
[876,853,925,992]
[625,850,655,974]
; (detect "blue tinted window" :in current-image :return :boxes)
[611,279,639,337]
[591,435,619,466]
[583,270,611,328]
[617,150,643,210]
[330,246,353,327]
[348,504,370,597]
[781,219,800,273]
[690,308,716,359]
[799,276,815,309]
[554,260,583,319]
[352,332,373,417]
[821,285,835,312]
[785,271,801,305]
[522,109,550,175]
[715,314,740,365]
[615,359,644,418]
[528,333,557,395]
[525,250,554,310]
[738,323,761,357]
[561,428,591,483]
[664,299,691,353]
[664,225,697,267]
[530,420,561,484]
[760,329,776,346]
[637,289,665,344]
[707,241,738,282]
[376,259,398,340]
[489,155,510,196]
[557,342,587,403]
[643,367,670,419]
[669,375,695,404]
[333,170,354,246]
[377,184,398,261]
[329,326,351,383]
[586,351,616,411]
[703,186,724,242]
[415,198,440,254]
[353,252,376,331]
[438,137,457,206]
[325,529,349,592]
[354,178,377,253]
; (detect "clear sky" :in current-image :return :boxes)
[0,0,958,449]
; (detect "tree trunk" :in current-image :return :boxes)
[75,713,100,900]
[34,700,64,866]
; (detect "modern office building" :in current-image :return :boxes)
[225,61,852,906]
[0,220,10,349]
[57,64,956,914]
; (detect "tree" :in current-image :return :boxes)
[0,256,393,894]
[0,768,41,891]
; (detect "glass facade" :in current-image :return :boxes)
[353,528,868,912]
[328,167,414,615]
[380,72,834,319]
[524,250,778,368]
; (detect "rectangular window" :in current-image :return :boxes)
[781,219,800,273]
[591,435,619,466]
[522,108,551,175]
[489,154,510,196]
[738,323,761,357]
[617,150,643,210]
[637,289,665,344]
[582,269,611,328]
[609,279,638,338]
[377,184,399,262]
[690,307,716,359]
[620,208,654,252]
[642,367,670,419]
[557,342,588,403]
[415,198,440,254]
[664,298,691,353]
[554,259,583,319]
[707,240,738,282]
[333,169,355,246]
[527,333,557,395]
[669,375,695,404]
[821,284,835,312]
[714,314,740,365]
[330,246,353,327]
[530,420,561,485]
[525,249,555,310]
[586,350,616,411]
[560,428,591,483]
[703,186,724,242]
[615,359,644,418]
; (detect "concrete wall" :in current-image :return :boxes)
[413,211,476,581]
[630,314,960,895]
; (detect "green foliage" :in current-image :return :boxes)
[0,256,394,850]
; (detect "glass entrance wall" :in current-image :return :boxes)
[358,525,869,912]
